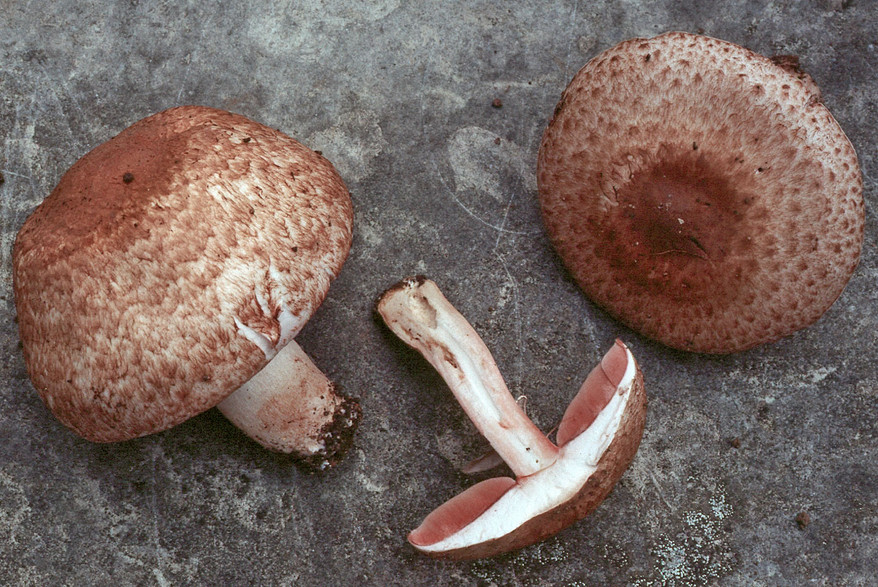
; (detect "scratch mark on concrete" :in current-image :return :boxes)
[433,156,530,235]
[3,100,45,207]
[493,190,519,250]
[149,444,170,587]
[0,169,33,180]
[0,471,32,546]
[649,469,674,511]
[176,53,192,103]
[564,0,581,81]
[176,13,214,103]
[491,250,526,392]
[436,127,540,236]
[30,61,93,153]
[2,101,45,291]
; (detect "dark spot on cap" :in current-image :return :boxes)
[122,172,134,184]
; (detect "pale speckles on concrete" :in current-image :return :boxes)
[0,469,32,547]
[655,490,735,585]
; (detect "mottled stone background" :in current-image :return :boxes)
[1,1,876,585]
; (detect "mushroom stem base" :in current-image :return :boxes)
[217,339,360,469]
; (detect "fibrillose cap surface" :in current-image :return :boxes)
[538,32,864,353]
[13,106,353,441]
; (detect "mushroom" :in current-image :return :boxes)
[538,32,864,353]
[13,106,360,469]
[377,277,646,559]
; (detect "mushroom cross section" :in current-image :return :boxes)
[377,277,647,559]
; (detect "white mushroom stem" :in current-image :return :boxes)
[377,277,559,477]
[217,339,349,457]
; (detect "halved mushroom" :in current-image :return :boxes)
[538,32,865,353]
[377,277,646,559]
[13,106,360,469]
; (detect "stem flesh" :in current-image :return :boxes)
[378,278,558,477]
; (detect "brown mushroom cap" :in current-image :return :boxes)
[538,32,864,353]
[13,106,353,442]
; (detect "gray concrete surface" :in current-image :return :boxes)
[1,1,876,585]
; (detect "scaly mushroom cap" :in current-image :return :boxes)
[538,32,864,353]
[13,106,353,442]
